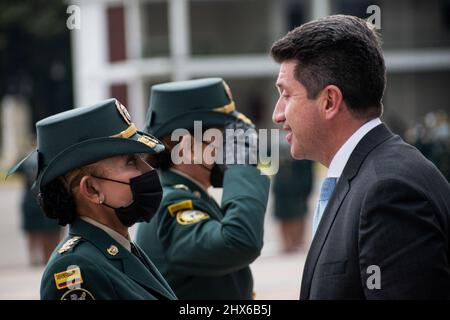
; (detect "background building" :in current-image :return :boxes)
[1,0,450,163]
[69,0,450,136]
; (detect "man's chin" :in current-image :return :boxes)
[290,145,304,160]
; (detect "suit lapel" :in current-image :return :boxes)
[300,177,351,299]
[300,124,394,299]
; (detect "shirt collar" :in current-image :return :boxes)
[328,118,382,178]
[80,216,131,252]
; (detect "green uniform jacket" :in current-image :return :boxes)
[135,165,270,299]
[40,218,177,300]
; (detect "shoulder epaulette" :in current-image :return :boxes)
[173,184,190,191]
[58,236,82,254]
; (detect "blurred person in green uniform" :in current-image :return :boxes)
[272,132,314,252]
[426,111,450,182]
[406,110,450,182]
[135,78,270,300]
[8,99,177,300]
[15,151,62,265]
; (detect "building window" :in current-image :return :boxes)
[190,0,272,55]
[107,5,127,62]
[141,1,170,57]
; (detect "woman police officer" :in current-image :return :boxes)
[8,99,177,300]
[135,78,270,299]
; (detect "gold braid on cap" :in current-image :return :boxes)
[110,123,157,148]
[213,101,236,114]
[213,102,253,125]
[110,123,138,138]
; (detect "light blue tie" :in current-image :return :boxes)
[312,177,338,238]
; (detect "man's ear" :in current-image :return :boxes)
[320,85,344,120]
[78,176,102,205]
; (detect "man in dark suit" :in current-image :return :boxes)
[271,14,450,299]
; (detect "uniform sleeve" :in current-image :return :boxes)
[159,165,270,276]
[40,254,117,300]
[358,178,450,299]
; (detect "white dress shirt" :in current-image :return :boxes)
[327,118,382,178]
[80,216,131,252]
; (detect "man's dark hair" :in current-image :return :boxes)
[271,15,386,118]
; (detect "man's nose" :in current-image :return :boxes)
[272,98,286,124]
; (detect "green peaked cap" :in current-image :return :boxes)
[7,98,164,192]
[145,78,253,138]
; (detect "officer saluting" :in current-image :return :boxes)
[135,78,270,299]
[8,99,177,300]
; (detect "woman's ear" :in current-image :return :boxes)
[78,176,102,205]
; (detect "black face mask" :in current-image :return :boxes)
[92,170,163,227]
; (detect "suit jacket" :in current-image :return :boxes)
[301,124,450,299]
[40,218,177,300]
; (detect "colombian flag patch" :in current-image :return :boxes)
[54,267,83,290]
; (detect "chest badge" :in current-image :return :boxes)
[107,245,119,256]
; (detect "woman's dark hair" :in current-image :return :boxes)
[37,163,100,226]
[38,178,77,226]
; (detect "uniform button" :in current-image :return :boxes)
[107,245,119,256]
